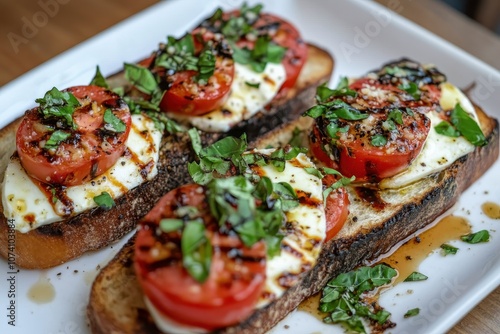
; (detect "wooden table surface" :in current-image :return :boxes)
[0,0,499,333]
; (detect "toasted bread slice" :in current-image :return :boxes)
[87,105,498,333]
[0,44,334,269]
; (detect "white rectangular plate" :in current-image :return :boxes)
[0,1,499,333]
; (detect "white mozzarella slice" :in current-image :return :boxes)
[380,83,476,189]
[249,149,326,307]
[2,114,162,233]
[167,62,286,132]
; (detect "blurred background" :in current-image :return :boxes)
[442,0,500,34]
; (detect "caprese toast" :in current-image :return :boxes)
[0,3,333,269]
[86,59,499,333]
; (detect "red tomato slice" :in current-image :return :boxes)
[16,85,131,186]
[322,174,349,242]
[309,125,338,170]
[159,56,234,116]
[135,184,266,330]
[253,13,308,93]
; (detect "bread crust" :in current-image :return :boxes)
[87,105,499,334]
[0,44,334,269]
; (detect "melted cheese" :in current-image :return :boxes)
[380,83,477,189]
[167,62,286,132]
[146,150,326,333]
[2,114,162,233]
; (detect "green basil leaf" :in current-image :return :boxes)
[450,104,487,146]
[404,271,428,282]
[388,109,403,125]
[404,308,420,318]
[435,121,461,137]
[145,111,182,133]
[329,101,368,121]
[326,121,349,139]
[93,192,115,210]
[398,82,421,100]
[44,130,71,150]
[303,105,326,119]
[264,234,284,258]
[188,128,202,156]
[270,148,285,172]
[124,63,159,95]
[90,65,109,88]
[405,107,414,116]
[245,81,260,88]
[159,218,183,233]
[181,220,212,283]
[36,87,80,128]
[461,230,490,244]
[288,127,303,147]
[336,76,349,90]
[197,49,216,82]
[440,243,459,256]
[304,167,324,179]
[103,109,126,133]
[316,83,357,102]
[273,182,299,212]
[371,134,387,147]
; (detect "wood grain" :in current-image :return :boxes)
[0,0,498,333]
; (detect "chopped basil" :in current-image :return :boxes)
[321,167,355,201]
[371,134,387,147]
[144,111,183,134]
[196,49,216,82]
[304,99,368,121]
[461,230,490,244]
[103,109,126,133]
[93,192,115,210]
[188,128,202,156]
[404,271,428,282]
[336,76,349,90]
[450,104,487,146]
[440,243,459,256]
[326,121,349,139]
[50,188,58,204]
[434,120,461,137]
[384,66,407,77]
[124,63,160,96]
[230,36,286,73]
[320,264,397,333]
[316,81,357,103]
[181,220,212,283]
[398,82,421,100]
[188,134,249,185]
[159,218,184,232]
[43,130,71,150]
[288,127,303,147]
[89,65,109,88]
[388,109,403,125]
[155,35,197,72]
[36,87,80,128]
[270,148,286,172]
[404,308,420,318]
[405,107,414,116]
[209,3,262,42]
[245,81,260,89]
